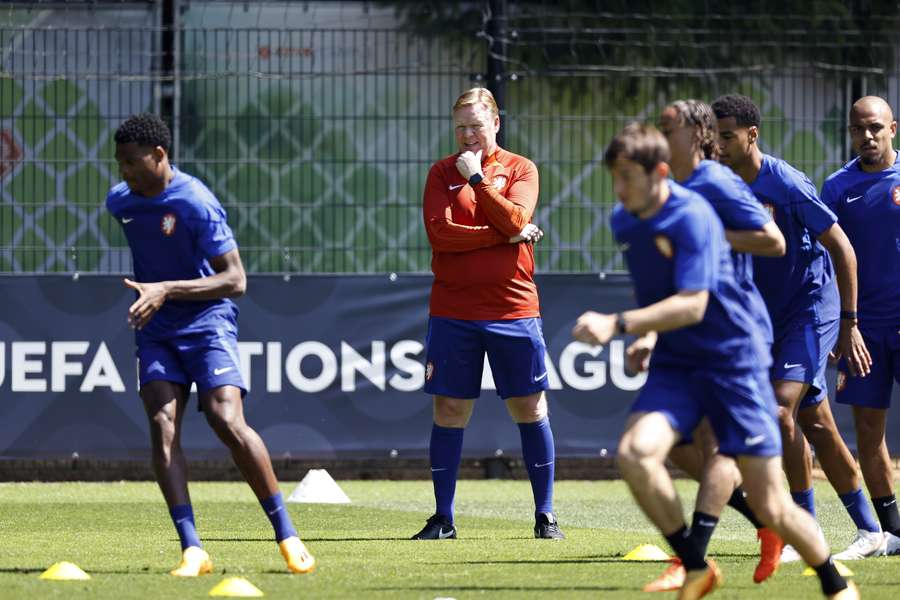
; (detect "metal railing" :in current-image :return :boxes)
[1,1,898,274]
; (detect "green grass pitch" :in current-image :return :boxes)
[0,479,897,598]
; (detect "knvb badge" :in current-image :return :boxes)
[161,213,177,236]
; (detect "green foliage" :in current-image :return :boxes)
[381,1,900,101]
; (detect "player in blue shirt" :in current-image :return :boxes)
[712,94,878,561]
[643,100,786,591]
[573,123,856,599]
[821,96,900,555]
[107,114,315,576]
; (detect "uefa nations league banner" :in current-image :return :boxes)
[0,275,894,459]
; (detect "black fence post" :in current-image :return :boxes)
[160,0,177,159]
[486,0,507,148]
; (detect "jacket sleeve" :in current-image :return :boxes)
[423,163,507,253]
[471,159,538,237]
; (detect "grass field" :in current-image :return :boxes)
[0,479,897,599]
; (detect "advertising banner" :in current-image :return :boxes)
[0,274,894,459]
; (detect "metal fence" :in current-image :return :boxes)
[2,1,899,274]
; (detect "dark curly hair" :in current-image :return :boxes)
[114,113,172,152]
[711,94,761,128]
[668,99,719,161]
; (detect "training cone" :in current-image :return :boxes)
[287,469,351,504]
[209,577,264,597]
[803,560,854,577]
[622,544,671,561]
[39,561,91,580]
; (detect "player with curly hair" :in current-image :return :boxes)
[108,113,316,576]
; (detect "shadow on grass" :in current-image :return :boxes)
[0,568,46,574]
[427,557,646,565]
[199,538,276,542]
[368,585,624,592]
[0,567,162,575]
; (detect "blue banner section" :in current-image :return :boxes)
[0,275,896,458]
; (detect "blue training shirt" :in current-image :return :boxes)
[821,152,900,326]
[682,159,774,344]
[749,154,840,330]
[106,167,239,343]
[611,181,769,370]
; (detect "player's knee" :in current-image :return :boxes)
[744,490,785,527]
[149,410,177,440]
[775,405,795,432]
[854,415,883,442]
[616,435,658,476]
[204,407,246,445]
[800,419,830,448]
[508,398,546,423]
[433,398,471,427]
[705,455,739,485]
[856,431,883,455]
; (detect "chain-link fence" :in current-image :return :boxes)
[2,1,899,274]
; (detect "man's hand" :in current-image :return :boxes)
[831,321,872,377]
[124,278,168,330]
[572,311,616,345]
[455,149,483,181]
[626,331,657,374]
[509,223,544,244]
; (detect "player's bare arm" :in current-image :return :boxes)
[573,290,709,345]
[625,331,657,373]
[124,248,246,330]
[817,223,872,376]
[725,221,786,257]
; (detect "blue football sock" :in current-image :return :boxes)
[260,492,297,542]
[430,424,464,522]
[839,488,881,533]
[518,417,555,515]
[170,503,202,550]
[791,488,817,518]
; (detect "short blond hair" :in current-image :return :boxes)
[452,87,499,118]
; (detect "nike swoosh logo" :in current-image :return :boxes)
[783,362,802,369]
[122,217,134,224]
[697,520,717,527]
[431,467,447,472]
[745,434,765,446]
[448,184,465,190]
[534,372,548,382]
[883,499,897,507]
[213,366,233,375]
[618,243,630,252]
[438,528,454,539]
[267,506,283,515]
[534,461,554,468]
[846,195,863,203]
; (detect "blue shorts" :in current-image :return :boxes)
[836,325,900,409]
[631,366,781,457]
[137,323,246,397]
[770,318,839,408]
[423,316,549,400]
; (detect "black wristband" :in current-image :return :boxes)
[840,310,858,321]
[615,313,627,336]
[468,173,483,186]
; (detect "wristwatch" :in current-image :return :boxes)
[840,310,858,324]
[615,313,628,336]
